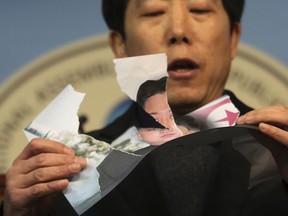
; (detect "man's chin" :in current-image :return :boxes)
[168,96,203,115]
[169,94,192,103]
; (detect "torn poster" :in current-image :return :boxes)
[23,85,148,215]
[23,53,281,215]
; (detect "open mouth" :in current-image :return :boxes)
[167,59,200,79]
[168,59,199,72]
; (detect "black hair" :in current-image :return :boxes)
[102,0,129,38]
[102,0,245,38]
[222,0,245,32]
[136,77,167,108]
[175,115,201,131]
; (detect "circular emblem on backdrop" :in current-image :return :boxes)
[227,44,288,107]
[0,34,287,174]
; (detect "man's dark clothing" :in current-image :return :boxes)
[51,91,288,215]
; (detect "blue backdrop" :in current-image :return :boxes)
[0,0,287,84]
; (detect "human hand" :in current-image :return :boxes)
[237,105,288,145]
[3,138,87,216]
[237,105,288,182]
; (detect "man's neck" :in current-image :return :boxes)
[170,103,203,117]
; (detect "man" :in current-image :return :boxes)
[136,77,184,145]
[111,76,184,148]
[2,0,288,215]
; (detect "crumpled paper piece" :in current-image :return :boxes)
[113,53,168,101]
[24,85,143,215]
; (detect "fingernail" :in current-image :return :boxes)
[259,123,268,131]
[64,146,75,155]
[69,163,81,172]
[74,157,87,166]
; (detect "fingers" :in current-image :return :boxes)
[237,104,288,148]
[6,155,85,197]
[259,123,288,146]
[20,163,84,188]
[237,105,288,126]
[11,138,87,183]
[5,158,85,212]
[16,138,75,161]
[7,139,87,188]
[4,137,88,212]
[19,153,86,174]
[5,179,69,210]
[27,179,68,198]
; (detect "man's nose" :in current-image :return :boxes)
[167,1,191,45]
[158,118,175,130]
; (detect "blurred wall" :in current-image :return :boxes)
[0,0,287,84]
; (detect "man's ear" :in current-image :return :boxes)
[137,131,142,140]
[108,31,127,58]
[230,22,241,59]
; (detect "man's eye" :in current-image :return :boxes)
[190,9,210,14]
[146,128,155,131]
[143,11,164,17]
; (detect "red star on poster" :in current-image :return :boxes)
[216,110,239,126]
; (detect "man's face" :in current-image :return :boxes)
[137,128,181,145]
[110,0,240,115]
[143,93,178,129]
[138,92,183,145]
[138,93,183,145]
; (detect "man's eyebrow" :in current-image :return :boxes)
[149,112,158,115]
[135,0,218,5]
[149,109,171,115]
[135,0,168,8]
